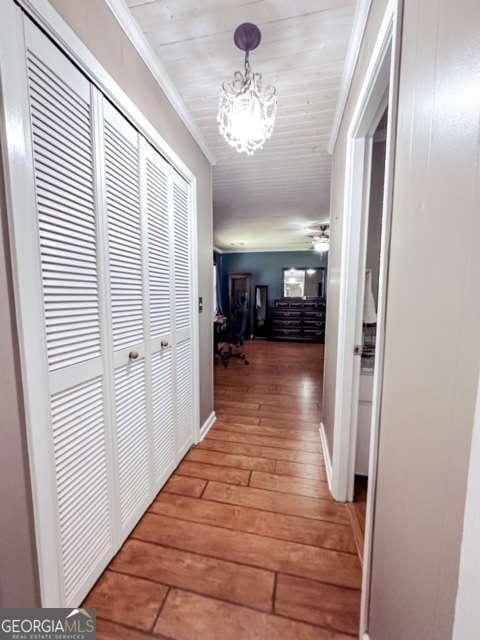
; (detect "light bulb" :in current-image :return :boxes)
[313,240,329,253]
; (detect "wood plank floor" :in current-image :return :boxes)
[85,340,362,639]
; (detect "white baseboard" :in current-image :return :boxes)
[199,411,216,441]
[363,633,371,640]
[319,422,334,495]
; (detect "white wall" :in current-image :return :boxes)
[368,0,480,635]
[324,0,480,637]
[0,146,40,606]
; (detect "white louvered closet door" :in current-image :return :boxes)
[172,172,195,456]
[142,142,176,488]
[23,21,114,605]
[102,101,151,533]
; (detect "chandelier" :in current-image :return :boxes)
[217,23,277,156]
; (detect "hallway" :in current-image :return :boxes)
[85,341,362,639]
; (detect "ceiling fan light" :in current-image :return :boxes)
[313,239,329,253]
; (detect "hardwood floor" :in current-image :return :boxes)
[85,340,362,639]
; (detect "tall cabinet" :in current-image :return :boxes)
[6,15,198,607]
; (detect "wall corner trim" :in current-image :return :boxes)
[104,0,216,166]
[327,0,372,155]
[199,411,216,442]
[319,422,334,495]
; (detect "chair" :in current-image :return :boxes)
[218,299,250,367]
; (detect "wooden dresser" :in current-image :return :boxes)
[270,298,326,343]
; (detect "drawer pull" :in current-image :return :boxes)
[129,351,139,360]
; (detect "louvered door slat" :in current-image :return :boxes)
[114,360,149,525]
[103,103,150,529]
[104,106,144,352]
[151,349,175,481]
[172,173,194,455]
[27,51,101,372]
[146,157,171,338]
[143,143,176,485]
[173,180,191,332]
[115,363,149,524]
[175,340,194,453]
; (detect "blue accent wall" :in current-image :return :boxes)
[218,250,328,312]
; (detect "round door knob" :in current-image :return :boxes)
[161,340,169,348]
[129,351,139,360]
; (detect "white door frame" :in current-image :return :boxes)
[329,0,403,635]
[332,0,401,502]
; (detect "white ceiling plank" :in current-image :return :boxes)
[131,0,354,43]
[124,0,355,249]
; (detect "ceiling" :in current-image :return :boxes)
[125,0,356,251]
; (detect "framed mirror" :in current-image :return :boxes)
[283,267,326,298]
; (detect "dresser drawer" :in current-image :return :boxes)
[304,319,324,328]
[304,328,324,338]
[272,310,302,319]
[304,310,324,319]
[272,328,301,338]
[272,319,302,329]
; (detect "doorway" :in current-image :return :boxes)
[330,1,403,635]
[228,272,252,336]
[347,110,387,565]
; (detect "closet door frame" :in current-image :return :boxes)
[0,0,201,606]
[0,1,62,606]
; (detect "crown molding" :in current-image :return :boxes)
[17,0,196,181]
[104,0,216,166]
[328,0,372,155]
[218,247,316,254]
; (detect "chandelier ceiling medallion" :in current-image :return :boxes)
[217,22,277,156]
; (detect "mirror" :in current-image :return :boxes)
[283,267,326,298]
[283,268,305,297]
